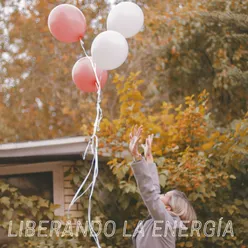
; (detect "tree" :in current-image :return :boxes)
[0,77,247,247]
[0,1,247,246]
[1,0,247,143]
[0,0,112,142]
[132,0,248,123]
[99,74,248,247]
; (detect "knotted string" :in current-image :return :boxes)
[67,39,103,248]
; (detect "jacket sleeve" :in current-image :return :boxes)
[147,161,161,194]
[131,156,174,224]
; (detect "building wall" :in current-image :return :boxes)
[0,158,110,222]
[63,163,84,219]
[62,158,109,222]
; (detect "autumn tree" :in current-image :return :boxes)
[1,76,247,247]
[0,0,113,143]
[131,0,248,123]
[1,0,247,143]
[0,1,248,247]
[98,73,248,247]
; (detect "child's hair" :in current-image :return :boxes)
[169,189,197,227]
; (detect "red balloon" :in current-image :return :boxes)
[72,57,108,93]
[48,4,86,43]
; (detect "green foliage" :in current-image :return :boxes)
[0,176,121,247]
[0,180,59,247]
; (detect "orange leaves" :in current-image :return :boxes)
[168,93,209,149]
[165,145,208,192]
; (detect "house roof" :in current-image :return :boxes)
[0,136,127,164]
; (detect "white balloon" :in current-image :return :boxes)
[91,30,129,71]
[107,2,144,38]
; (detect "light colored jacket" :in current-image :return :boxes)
[131,156,186,248]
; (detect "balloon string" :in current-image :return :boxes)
[67,157,94,214]
[67,39,103,248]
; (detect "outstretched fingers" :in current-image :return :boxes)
[137,125,143,137]
[148,134,154,146]
[130,125,143,137]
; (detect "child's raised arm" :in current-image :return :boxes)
[131,156,174,224]
[129,125,173,225]
[147,160,161,194]
[141,134,161,194]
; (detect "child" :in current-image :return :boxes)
[129,125,197,248]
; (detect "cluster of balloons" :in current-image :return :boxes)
[48,2,144,92]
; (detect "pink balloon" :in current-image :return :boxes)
[72,57,108,93]
[48,4,87,43]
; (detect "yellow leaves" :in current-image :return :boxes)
[0,197,10,207]
[234,199,243,206]
[201,141,215,151]
[98,87,245,218]
[185,94,195,105]
[0,183,10,193]
[120,91,143,102]
[147,115,159,123]
[3,209,13,220]
[38,198,49,208]
[218,134,228,142]
[175,104,182,112]
[49,204,61,211]
[185,241,193,247]
[210,131,220,140]
[112,73,125,84]
[154,148,163,157]
[235,122,241,133]
[112,161,129,180]
[198,89,209,104]
[177,242,185,247]
[107,158,118,166]
[177,241,193,247]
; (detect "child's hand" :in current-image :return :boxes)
[141,134,154,162]
[129,124,143,158]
